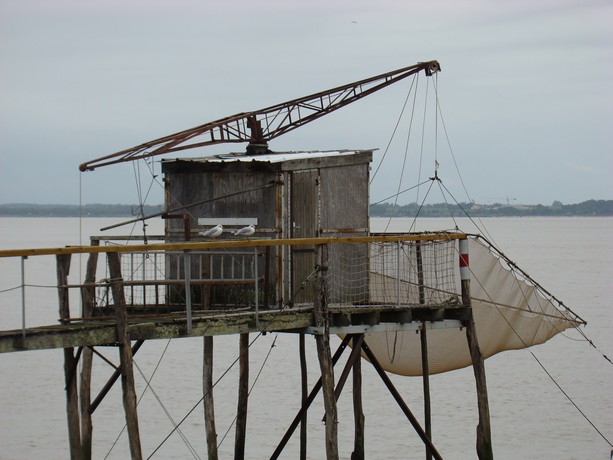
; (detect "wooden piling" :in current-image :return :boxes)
[420,325,432,460]
[200,253,218,460]
[361,340,443,460]
[107,252,143,460]
[80,241,99,460]
[416,242,432,460]
[351,334,365,460]
[460,238,493,460]
[235,333,249,459]
[203,336,218,459]
[299,333,308,460]
[270,336,352,460]
[465,306,493,460]
[313,246,339,460]
[57,254,82,460]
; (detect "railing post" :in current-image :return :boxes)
[184,250,193,334]
[21,256,27,338]
[254,247,259,327]
[396,241,401,306]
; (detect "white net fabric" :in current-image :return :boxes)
[359,235,583,376]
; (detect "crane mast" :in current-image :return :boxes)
[79,60,440,172]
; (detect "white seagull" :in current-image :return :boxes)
[201,224,223,238]
[234,224,256,237]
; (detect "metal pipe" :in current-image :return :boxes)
[254,247,259,327]
[397,241,401,306]
[21,256,27,338]
[183,250,192,334]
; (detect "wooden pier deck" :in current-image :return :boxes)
[0,303,470,353]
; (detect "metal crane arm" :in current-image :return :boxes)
[79,60,440,171]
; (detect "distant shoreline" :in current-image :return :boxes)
[1,200,611,218]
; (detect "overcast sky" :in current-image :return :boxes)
[1,0,611,206]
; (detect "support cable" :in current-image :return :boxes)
[134,361,201,459]
[105,339,174,459]
[369,179,432,207]
[384,75,421,233]
[370,74,419,184]
[408,179,436,233]
[416,77,430,205]
[217,335,279,448]
[147,333,263,459]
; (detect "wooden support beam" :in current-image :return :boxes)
[421,325,432,460]
[313,246,339,459]
[361,340,444,460]
[107,252,143,460]
[234,333,249,459]
[465,307,494,460]
[351,335,365,460]
[270,336,352,460]
[80,242,98,460]
[203,336,218,459]
[320,334,365,423]
[57,254,82,460]
[299,333,308,460]
[460,237,493,460]
[201,266,218,460]
[88,341,145,414]
[417,242,433,460]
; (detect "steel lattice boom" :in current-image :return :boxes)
[79,60,440,171]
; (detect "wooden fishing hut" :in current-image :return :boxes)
[162,149,371,308]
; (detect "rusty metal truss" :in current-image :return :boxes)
[79,60,439,171]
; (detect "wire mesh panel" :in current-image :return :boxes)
[325,239,459,306]
[120,251,166,307]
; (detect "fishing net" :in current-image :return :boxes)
[362,235,583,375]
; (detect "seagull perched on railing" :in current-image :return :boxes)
[201,224,223,238]
[234,224,255,237]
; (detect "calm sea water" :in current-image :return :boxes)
[0,217,611,459]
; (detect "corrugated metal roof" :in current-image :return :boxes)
[166,149,374,164]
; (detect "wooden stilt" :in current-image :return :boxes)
[361,339,443,460]
[299,333,308,460]
[234,333,249,459]
[420,325,432,460]
[107,252,143,460]
[200,256,218,460]
[203,336,218,460]
[88,341,145,415]
[313,245,339,460]
[57,254,82,460]
[465,309,493,460]
[270,336,351,460]
[460,237,493,460]
[417,242,432,460]
[351,334,365,460]
[80,243,99,460]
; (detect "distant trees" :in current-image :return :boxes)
[1,200,611,218]
[0,203,163,217]
[368,200,613,217]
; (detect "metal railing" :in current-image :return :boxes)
[0,232,467,337]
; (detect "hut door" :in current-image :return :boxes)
[290,169,319,305]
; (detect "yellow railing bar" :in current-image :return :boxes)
[0,233,467,258]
